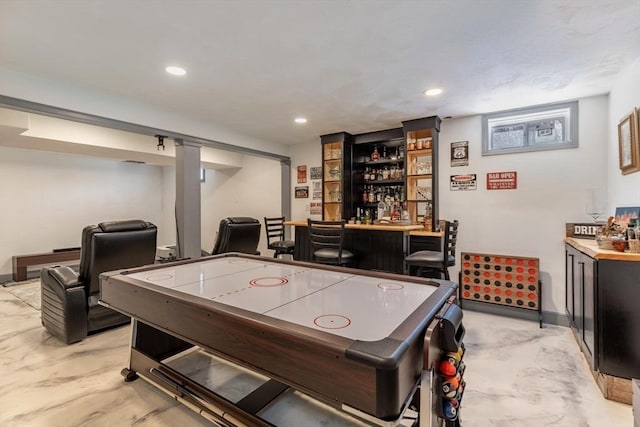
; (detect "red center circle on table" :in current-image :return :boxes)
[528,260,537,267]
[517,267,524,273]
[506,290,513,296]
[528,293,537,300]
[463,291,471,298]
[505,274,513,280]
[377,282,404,291]
[506,258,513,265]
[484,287,491,293]
[517,291,524,298]
[517,259,524,266]
[494,272,501,279]
[474,256,480,261]
[528,268,536,275]
[528,276,536,283]
[494,257,501,263]
[495,288,502,295]
[146,274,173,281]
[483,272,490,277]
[473,286,480,292]
[249,277,289,287]
[463,276,471,283]
[464,262,471,268]
[517,275,524,282]
[313,314,351,329]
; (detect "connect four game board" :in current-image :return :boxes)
[459,252,542,327]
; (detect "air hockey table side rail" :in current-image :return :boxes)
[99,253,466,426]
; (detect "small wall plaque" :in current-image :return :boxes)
[565,223,600,239]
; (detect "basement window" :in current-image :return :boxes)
[482,101,578,156]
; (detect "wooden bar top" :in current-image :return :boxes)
[565,237,640,261]
[285,220,427,232]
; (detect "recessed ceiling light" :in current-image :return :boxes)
[294,117,307,124]
[424,88,443,96]
[165,66,186,76]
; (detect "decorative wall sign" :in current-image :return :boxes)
[310,202,322,215]
[310,166,322,180]
[450,174,477,191]
[450,141,469,167]
[295,186,309,198]
[487,171,517,190]
[312,181,322,200]
[565,223,599,239]
[297,165,307,183]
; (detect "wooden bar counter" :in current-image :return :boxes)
[285,220,441,274]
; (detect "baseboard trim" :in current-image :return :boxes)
[460,299,569,327]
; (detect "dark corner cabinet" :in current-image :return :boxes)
[565,238,640,381]
[320,116,441,230]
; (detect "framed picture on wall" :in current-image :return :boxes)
[618,108,640,175]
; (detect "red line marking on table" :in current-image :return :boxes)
[249,277,289,287]
[313,314,351,329]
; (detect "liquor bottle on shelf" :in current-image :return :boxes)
[382,146,387,159]
[377,199,385,220]
[363,167,370,181]
[382,166,389,180]
[371,145,380,161]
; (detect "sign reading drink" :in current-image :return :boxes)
[565,223,599,239]
[487,171,517,190]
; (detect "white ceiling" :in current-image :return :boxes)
[1,0,639,149]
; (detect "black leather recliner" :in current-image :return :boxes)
[210,217,261,255]
[40,220,157,344]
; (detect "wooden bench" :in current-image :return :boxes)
[12,249,81,282]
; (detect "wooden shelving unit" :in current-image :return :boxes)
[321,133,352,221]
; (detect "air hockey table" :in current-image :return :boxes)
[99,253,465,427]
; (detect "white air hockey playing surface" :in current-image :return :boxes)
[128,257,438,341]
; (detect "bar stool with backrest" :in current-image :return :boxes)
[405,219,459,280]
[307,219,354,266]
[264,216,295,258]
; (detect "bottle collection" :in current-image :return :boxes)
[369,144,404,162]
[361,185,404,205]
[363,165,405,182]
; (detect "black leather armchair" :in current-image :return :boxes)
[40,220,157,344]
[210,217,261,255]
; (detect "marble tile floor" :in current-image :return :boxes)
[0,281,633,427]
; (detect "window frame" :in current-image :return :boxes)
[482,100,579,156]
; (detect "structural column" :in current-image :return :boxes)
[175,139,202,260]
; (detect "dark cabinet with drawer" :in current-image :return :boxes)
[565,244,596,368]
[565,241,640,380]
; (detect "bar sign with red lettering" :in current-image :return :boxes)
[487,171,517,190]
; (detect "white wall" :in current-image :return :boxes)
[608,56,640,208]
[440,95,609,314]
[0,146,166,276]
[289,143,322,221]
[160,155,283,256]
[0,146,283,278]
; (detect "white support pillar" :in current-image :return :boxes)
[175,138,202,260]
